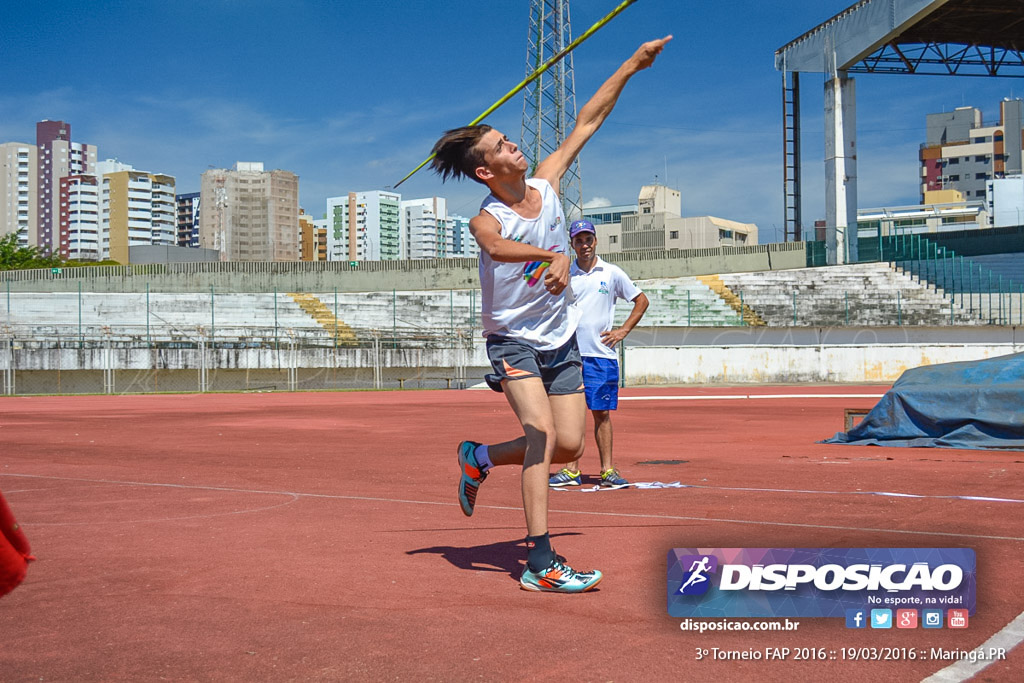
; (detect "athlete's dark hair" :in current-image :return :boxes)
[430,125,493,185]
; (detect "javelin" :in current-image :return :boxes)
[392,0,640,188]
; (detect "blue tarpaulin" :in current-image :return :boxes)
[823,353,1024,450]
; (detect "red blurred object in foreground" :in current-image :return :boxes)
[0,491,34,598]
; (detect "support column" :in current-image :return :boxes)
[824,72,858,265]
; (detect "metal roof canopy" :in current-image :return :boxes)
[778,0,1024,77]
[774,0,1024,263]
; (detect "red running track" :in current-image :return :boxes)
[0,386,1021,681]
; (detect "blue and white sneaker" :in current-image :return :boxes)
[548,468,582,487]
[457,441,487,516]
[600,468,629,489]
[520,559,603,593]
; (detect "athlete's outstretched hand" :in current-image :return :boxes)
[629,35,672,73]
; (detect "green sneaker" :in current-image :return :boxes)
[600,468,629,489]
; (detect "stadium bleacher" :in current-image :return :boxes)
[1,262,989,339]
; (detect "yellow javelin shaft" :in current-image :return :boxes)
[393,0,640,188]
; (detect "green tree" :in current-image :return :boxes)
[0,231,63,271]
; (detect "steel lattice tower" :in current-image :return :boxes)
[521,0,582,221]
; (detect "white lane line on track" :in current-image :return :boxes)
[921,610,1024,683]
[621,393,885,401]
[3,473,1022,542]
[556,482,1024,504]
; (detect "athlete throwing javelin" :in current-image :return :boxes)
[430,35,671,593]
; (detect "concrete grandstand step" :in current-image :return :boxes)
[615,277,746,327]
[717,263,983,326]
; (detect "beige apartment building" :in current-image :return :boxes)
[0,142,37,245]
[299,210,327,261]
[100,170,176,264]
[200,162,299,261]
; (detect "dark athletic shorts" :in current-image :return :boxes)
[483,335,584,395]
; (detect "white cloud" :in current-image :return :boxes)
[584,196,612,208]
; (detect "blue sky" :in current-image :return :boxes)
[2,0,1019,242]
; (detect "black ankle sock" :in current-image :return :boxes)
[526,533,555,572]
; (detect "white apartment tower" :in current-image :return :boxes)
[326,195,350,261]
[0,142,37,246]
[448,215,479,258]
[402,196,450,259]
[62,174,101,260]
[355,190,401,260]
[199,162,300,261]
[325,190,401,261]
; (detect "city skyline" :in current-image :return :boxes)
[2,1,1021,243]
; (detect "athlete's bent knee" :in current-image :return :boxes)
[551,434,584,463]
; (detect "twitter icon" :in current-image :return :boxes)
[870,609,893,629]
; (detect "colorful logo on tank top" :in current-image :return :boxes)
[549,215,562,232]
[522,246,563,287]
[523,260,550,287]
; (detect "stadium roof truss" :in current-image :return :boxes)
[775,0,1024,263]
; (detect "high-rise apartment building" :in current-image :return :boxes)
[61,174,100,260]
[448,215,479,259]
[402,197,450,259]
[0,142,37,245]
[324,190,401,261]
[199,162,299,261]
[920,99,1024,202]
[97,166,176,264]
[313,217,329,261]
[355,190,401,260]
[36,120,97,255]
[325,195,350,261]
[176,192,200,248]
[298,210,327,261]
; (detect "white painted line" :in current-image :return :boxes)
[3,473,1022,541]
[553,482,1024,504]
[921,609,1024,683]
[621,393,885,401]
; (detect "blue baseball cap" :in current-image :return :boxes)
[569,219,596,238]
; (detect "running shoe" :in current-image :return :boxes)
[520,559,603,593]
[600,468,629,488]
[548,468,582,487]
[457,440,487,516]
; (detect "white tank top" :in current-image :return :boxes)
[478,178,579,350]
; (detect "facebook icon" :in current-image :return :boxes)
[845,609,867,629]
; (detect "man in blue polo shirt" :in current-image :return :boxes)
[550,219,649,489]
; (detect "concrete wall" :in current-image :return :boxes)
[620,325,1024,384]
[5,324,1023,392]
[130,245,221,264]
[0,242,809,294]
